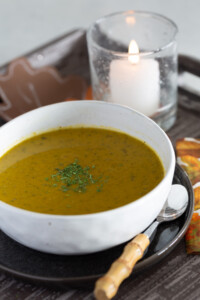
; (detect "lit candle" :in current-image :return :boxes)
[109,40,160,116]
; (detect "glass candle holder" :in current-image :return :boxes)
[87,11,178,131]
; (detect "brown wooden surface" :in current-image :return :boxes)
[0,31,199,300]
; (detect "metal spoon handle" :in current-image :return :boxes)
[94,233,150,300]
[144,220,160,239]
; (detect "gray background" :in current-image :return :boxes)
[0,0,199,65]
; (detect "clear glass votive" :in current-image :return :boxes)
[87,11,178,131]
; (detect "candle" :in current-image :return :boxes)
[109,40,160,116]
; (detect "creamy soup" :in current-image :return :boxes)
[0,127,164,214]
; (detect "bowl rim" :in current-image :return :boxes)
[0,100,176,219]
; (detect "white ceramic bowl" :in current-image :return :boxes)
[0,101,175,254]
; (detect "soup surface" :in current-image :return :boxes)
[0,127,164,214]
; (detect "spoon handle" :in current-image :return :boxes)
[94,233,150,300]
[144,220,160,239]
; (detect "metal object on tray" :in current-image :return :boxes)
[0,29,89,121]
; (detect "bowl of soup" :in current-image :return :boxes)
[0,101,175,254]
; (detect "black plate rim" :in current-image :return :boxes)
[0,164,194,285]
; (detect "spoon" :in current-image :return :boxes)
[94,184,189,300]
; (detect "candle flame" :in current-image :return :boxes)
[128,40,139,64]
[125,16,136,25]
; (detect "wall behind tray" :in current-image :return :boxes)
[0,0,198,65]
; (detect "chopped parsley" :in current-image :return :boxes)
[47,159,107,193]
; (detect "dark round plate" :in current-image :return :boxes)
[0,164,194,289]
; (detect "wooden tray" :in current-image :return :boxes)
[0,29,199,299]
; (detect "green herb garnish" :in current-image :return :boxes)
[48,159,107,193]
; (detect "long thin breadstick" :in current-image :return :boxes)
[94,233,150,300]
